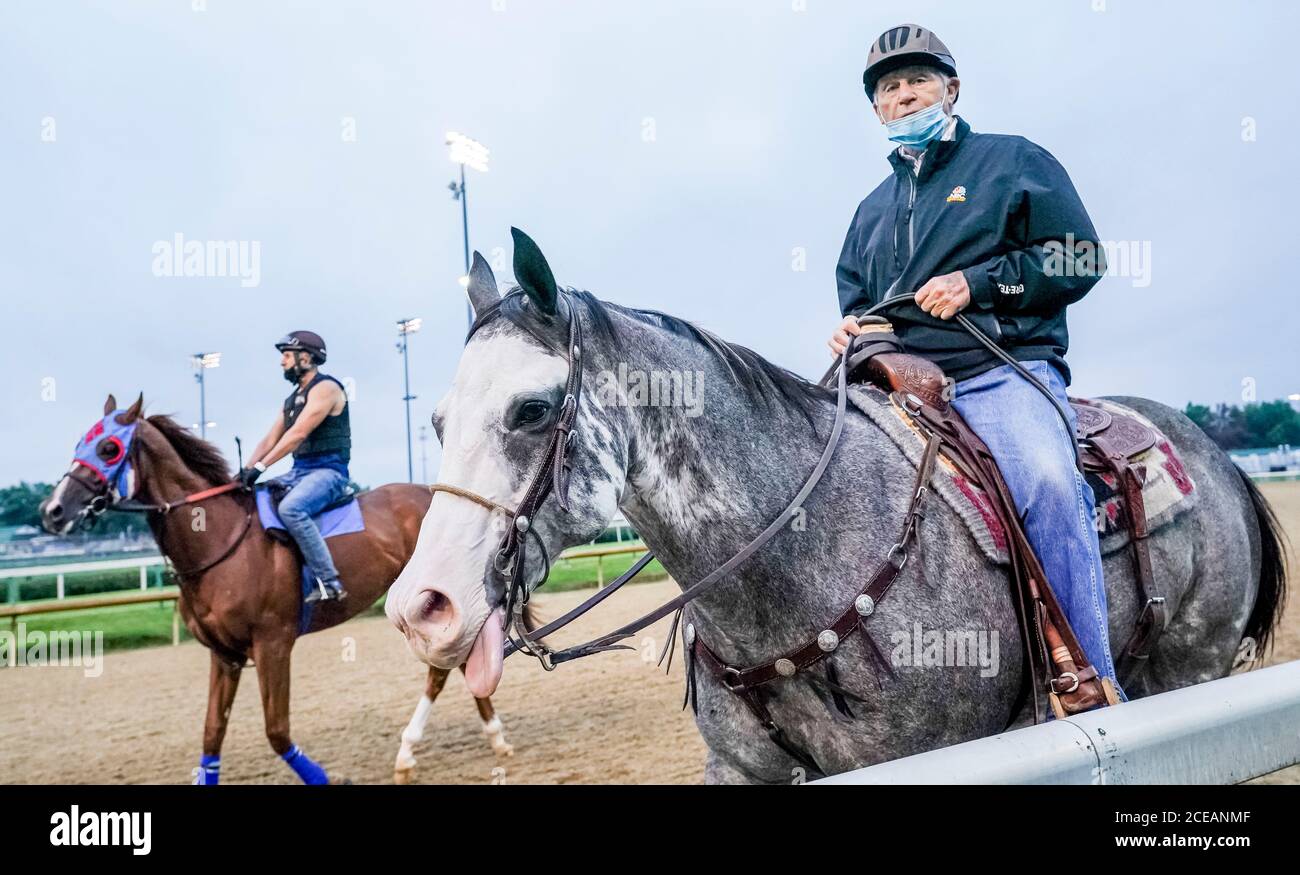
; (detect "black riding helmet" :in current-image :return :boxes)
[863,24,958,104]
[275,330,327,365]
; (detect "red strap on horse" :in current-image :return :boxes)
[117,480,244,514]
[177,481,243,506]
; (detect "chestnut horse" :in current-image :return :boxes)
[40,394,512,784]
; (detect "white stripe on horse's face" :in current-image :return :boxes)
[46,464,86,535]
[388,328,571,668]
[48,466,74,506]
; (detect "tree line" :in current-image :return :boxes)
[1182,400,1300,451]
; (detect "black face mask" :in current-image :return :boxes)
[283,359,310,384]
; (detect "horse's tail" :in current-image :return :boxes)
[1237,467,1289,662]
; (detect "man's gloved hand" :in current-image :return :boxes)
[236,466,263,489]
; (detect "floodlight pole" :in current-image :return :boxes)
[197,368,207,440]
[398,325,416,483]
[460,164,472,327]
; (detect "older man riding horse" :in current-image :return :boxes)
[386,229,1284,783]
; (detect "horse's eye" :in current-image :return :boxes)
[96,438,123,464]
[516,400,551,427]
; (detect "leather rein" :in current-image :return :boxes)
[429,291,952,676]
[119,485,254,581]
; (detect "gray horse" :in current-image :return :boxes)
[387,232,1287,784]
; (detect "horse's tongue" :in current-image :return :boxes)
[464,608,505,698]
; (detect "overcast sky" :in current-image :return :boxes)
[2,0,1297,489]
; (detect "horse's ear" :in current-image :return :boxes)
[118,393,144,424]
[466,250,500,319]
[103,394,117,416]
[511,227,558,316]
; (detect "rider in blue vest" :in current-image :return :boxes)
[828,25,1124,703]
[236,331,351,605]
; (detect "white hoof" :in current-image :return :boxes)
[483,716,513,757]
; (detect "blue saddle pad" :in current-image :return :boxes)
[255,490,365,539]
[254,489,365,633]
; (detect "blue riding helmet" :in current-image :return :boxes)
[71,411,138,501]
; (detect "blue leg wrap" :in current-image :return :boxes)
[193,754,221,785]
[281,744,329,785]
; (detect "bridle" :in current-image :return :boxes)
[428,287,853,672]
[428,290,1078,677]
[430,290,585,664]
[61,424,251,579]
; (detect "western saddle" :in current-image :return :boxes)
[852,317,1165,715]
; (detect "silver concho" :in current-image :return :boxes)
[514,515,530,533]
[684,623,696,646]
[817,630,839,652]
[855,594,875,617]
[775,658,796,677]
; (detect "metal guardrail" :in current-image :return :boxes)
[813,660,1300,785]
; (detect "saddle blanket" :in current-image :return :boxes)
[254,488,365,633]
[846,385,1198,565]
[255,489,365,539]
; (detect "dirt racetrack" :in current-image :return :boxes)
[0,580,706,784]
[1,482,1297,785]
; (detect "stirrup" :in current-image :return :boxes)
[1049,677,1120,718]
[305,578,347,605]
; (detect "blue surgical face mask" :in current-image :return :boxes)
[883,94,949,148]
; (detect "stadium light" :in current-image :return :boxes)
[447,132,490,327]
[446,132,490,173]
[191,352,221,439]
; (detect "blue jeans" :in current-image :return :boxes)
[271,467,350,583]
[951,360,1126,701]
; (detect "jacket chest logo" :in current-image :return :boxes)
[946,185,967,203]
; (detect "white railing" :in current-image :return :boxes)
[0,554,164,599]
[814,660,1300,785]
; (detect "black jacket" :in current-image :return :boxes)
[836,116,1103,384]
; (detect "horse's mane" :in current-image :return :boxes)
[495,288,833,427]
[146,414,232,485]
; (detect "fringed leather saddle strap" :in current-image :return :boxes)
[909,398,1109,716]
[1087,434,1165,684]
[691,434,941,692]
[691,641,826,775]
[681,434,942,775]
